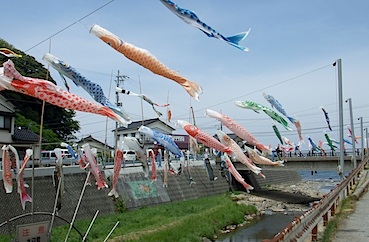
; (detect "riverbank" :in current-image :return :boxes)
[214,180,334,239]
[233,181,331,213]
[48,193,257,242]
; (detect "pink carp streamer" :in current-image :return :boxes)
[167,108,172,123]
[17,150,33,210]
[82,144,108,190]
[163,150,169,187]
[90,24,203,101]
[108,148,124,198]
[2,145,13,193]
[294,120,303,142]
[2,145,32,210]
[245,146,284,167]
[148,150,157,182]
[224,154,254,192]
[205,109,270,153]
[177,120,232,154]
[217,131,265,178]
[0,60,128,125]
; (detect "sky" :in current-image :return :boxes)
[1,0,369,151]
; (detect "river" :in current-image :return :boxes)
[216,170,344,242]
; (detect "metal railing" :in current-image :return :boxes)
[263,158,367,242]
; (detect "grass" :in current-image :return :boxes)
[319,196,356,242]
[0,193,255,242]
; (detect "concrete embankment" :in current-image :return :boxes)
[0,162,302,236]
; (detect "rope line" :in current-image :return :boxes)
[25,0,115,52]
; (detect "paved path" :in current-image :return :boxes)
[333,189,369,241]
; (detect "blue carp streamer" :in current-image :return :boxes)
[160,0,251,51]
[43,53,131,125]
[138,125,183,158]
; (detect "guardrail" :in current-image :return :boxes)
[263,158,367,242]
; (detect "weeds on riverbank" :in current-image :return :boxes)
[47,193,257,242]
[320,196,356,242]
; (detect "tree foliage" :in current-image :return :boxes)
[0,39,80,145]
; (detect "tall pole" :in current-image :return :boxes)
[346,98,357,168]
[114,71,128,150]
[366,128,369,150]
[359,117,364,161]
[337,59,345,177]
[365,128,368,157]
[103,70,114,166]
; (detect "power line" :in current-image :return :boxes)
[25,0,115,52]
[174,62,334,120]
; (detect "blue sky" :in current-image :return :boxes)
[2,0,369,150]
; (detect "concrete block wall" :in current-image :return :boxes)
[252,169,302,189]
[117,166,231,210]
[0,172,114,235]
[0,165,302,237]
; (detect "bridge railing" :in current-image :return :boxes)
[270,149,363,160]
[262,158,367,242]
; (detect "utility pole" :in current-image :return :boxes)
[366,128,369,150]
[359,117,364,161]
[337,59,344,178]
[346,98,357,169]
[114,70,129,150]
[220,110,223,131]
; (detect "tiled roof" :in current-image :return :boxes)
[12,127,43,142]
[77,135,113,149]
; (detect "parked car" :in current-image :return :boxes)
[40,149,78,167]
[123,150,137,161]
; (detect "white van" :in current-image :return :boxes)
[40,149,77,166]
[123,150,137,161]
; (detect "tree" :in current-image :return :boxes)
[0,39,80,145]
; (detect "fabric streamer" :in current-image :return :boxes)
[0,60,128,125]
[262,92,303,141]
[90,24,203,100]
[116,87,169,117]
[321,106,332,131]
[235,100,292,131]
[159,0,251,51]
[0,48,22,58]
[44,53,131,125]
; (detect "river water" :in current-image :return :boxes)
[216,170,344,242]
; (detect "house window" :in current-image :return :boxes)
[0,115,11,132]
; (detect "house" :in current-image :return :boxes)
[115,118,176,150]
[0,94,42,161]
[114,118,194,152]
[115,118,246,154]
[76,135,114,160]
[0,94,16,143]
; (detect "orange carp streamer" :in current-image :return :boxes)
[90,24,203,101]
